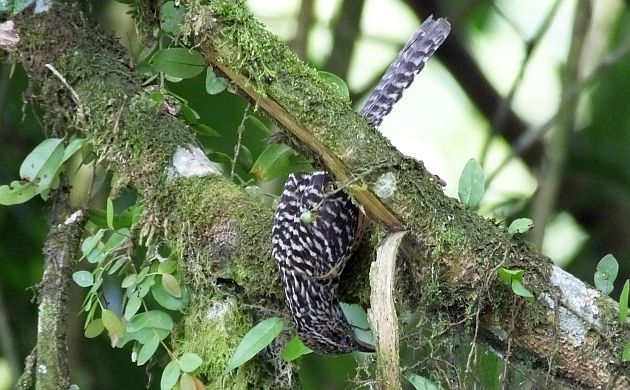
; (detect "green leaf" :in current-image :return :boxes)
[62,136,84,163]
[497,268,524,285]
[339,303,370,329]
[121,273,137,289]
[84,319,104,338]
[621,280,629,324]
[108,256,127,275]
[193,123,220,137]
[623,342,630,362]
[161,360,181,390]
[318,71,349,98]
[280,336,312,362]
[179,373,197,390]
[0,181,39,205]
[107,198,114,229]
[150,48,206,79]
[178,353,203,373]
[406,372,441,390]
[103,228,130,254]
[250,144,295,182]
[102,309,125,338]
[205,67,228,95]
[158,258,177,274]
[160,1,185,35]
[458,158,485,209]
[124,293,142,320]
[594,254,619,295]
[127,310,173,333]
[20,138,65,192]
[511,280,534,302]
[225,317,284,372]
[81,230,104,258]
[137,334,160,366]
[507,218,533,236]
[72,270,94,287]
[116,328,170,348]
[161,273,181,298]
[151,278,184,311]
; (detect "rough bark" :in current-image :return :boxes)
[16,190,84,390]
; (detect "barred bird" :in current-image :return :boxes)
[271,16,450,354]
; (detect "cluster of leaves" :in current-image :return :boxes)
[73,198,205,389]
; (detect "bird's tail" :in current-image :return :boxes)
[360,16,451,128]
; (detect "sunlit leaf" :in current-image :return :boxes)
[594,254,618,295]
[280,336,312,362]
[507,218,533,236]
[497,268,524,285]
[19,138,64,192]
[458,158,484,209]
[318,71,349,98]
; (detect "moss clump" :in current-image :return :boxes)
[173,295,277,389]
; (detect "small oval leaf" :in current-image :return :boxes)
[178,352,203,373]
[137,334,160,366]
[84,319,104,338]
[507,218,533,236]
[72,270,94,287]
[161,273,182,298]
[161,360,181,390]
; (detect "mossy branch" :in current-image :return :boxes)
[191,0,630,387]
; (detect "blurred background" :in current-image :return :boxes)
[1,0,630,388]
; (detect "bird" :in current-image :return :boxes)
[271,16,451,354]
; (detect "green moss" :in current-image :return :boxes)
[173,295,277,389]
[160,176,282,300]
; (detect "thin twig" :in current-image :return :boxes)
[44,64,84,116]
[231,105,250,179]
